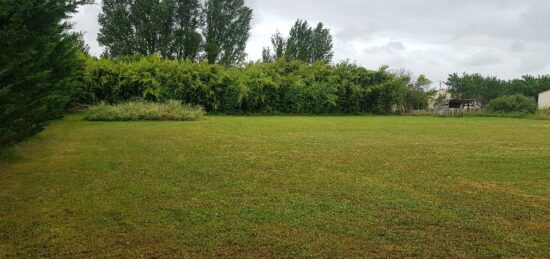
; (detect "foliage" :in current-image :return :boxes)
[263,19,334,63]
[203,0,252,65]
[486,94,538,114]
[535,108,550,120]
[99,0,203,60]
[0,0,90,148]
[446,73,550,106]
[84,100,205,121]
[404,74,433,112]
[80,56,409,114]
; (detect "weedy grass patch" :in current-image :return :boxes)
[84,100,205,121]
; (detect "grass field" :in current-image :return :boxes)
[1,115,549,257]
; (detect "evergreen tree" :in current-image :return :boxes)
[203,0,252,65]
[0,0,90,147]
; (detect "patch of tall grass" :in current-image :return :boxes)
[534,108,550,120]
[84,101,205,121]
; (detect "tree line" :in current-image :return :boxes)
[98,0,335,65]
[447,73,550,106]
[99,0,253,65]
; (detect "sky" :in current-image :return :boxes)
[71,0,550,85]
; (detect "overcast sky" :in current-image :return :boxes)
[72,0,550,85]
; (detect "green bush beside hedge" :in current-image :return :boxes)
[80,56,409,114]
[486,94,538,114]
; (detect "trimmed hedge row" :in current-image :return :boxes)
[80,56,409,114]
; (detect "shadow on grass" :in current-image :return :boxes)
[0,147,18,163]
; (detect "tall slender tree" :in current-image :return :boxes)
[203,0,252,65]
[271,31,286,59]
[98,0,135,57]
[98,0,202,60]
[285,20,313,62]
[310,23,333,63]
[264,19,333,63]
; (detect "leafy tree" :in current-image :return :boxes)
[264,19,333,63]
[285,19,313,62]
[261,47,273,63]
[98,0,202,60]
[404,74,432,112]
[98,0,135,57]
[447,73,507,106]
[171,0,203,60]
[271,31,286,60]
[203,0,252,65]
[0,0,90,147]
[310,23,333,62]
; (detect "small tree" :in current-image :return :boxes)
[404,74,432,112]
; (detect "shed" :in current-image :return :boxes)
[539,89,550,109]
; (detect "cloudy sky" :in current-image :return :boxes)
[72,0,550,84]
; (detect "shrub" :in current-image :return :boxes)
[486,94,538,114]
[84,101,205,121]
[80,57,410,114]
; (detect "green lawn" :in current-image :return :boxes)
[1,115,549,257]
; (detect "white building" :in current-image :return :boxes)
[539,90,550,109]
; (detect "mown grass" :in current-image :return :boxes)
[84,100,205,121]
[1,115,549,257]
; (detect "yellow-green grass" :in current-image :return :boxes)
[1,115,549,257]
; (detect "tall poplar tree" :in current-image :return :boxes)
[203,0,252,65]
[98,0,202,60]
[264,19,333,63]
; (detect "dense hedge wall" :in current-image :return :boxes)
[80,56,409,114]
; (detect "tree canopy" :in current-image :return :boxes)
[263,19,334,63]
[203,0,253,65]
[99,0,204,60]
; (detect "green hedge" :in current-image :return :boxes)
[80,56,409,114]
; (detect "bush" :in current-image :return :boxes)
[84,101,205,121]
[80,57,409,114]
[486,94,538,114]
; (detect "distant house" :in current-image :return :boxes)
[539,90,550,109]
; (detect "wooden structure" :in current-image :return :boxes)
[435,99,478,117]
